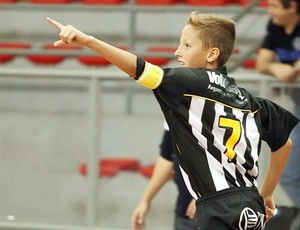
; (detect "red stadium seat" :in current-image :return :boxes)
[143,57,170,66]
[81,0,127,4]
[0,42,32,64]
[79,158,140,177]
[0,0,17,3]
[143,46,177,66]
[27,43,81,65]
[77,56,111,66]
[139,164,154,179]
[30,0,72,3]
[77,45,127,66]
[185,0,235,5]
[136,0,183,5]
[239,0,267,7]
[242,59,256,69]
[79,163,119,177]
[147,46,177,53]
[100,158,140,171]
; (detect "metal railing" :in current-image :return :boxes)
[0,0,265,59]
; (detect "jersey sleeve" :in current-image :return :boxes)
[259,98,299,151]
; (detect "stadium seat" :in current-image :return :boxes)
[77,45,127,66]
[136,0,183,5]
[143,57,170,66]
[27,43,81,65]
[81,0,127,4]
[0,0,17,3]
[79,162,119,177]
[30,0,72,3]
[79,158,140,177]
[239,0,267,7]
[100,158,140,171]
[139,164,154,179]
[147,46,177,53]
[185,0,236,5]
[77,56,111,66]
[143,46,176,66]
[0,42,32,64]
[242,59,256,69]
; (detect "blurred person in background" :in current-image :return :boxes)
[131,121,197,230]
[256,0,300,228]
[256,0,300,207]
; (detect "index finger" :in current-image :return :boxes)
[47,17,64,30]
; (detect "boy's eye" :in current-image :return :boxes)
[185,44,191,48]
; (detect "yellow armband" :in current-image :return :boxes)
[136,62,163,89]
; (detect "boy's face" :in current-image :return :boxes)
[267,0,297,26]
[174,24,211,68]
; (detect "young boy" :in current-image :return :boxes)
[47,12,299,230]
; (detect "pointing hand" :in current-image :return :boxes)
[47,17,91,46]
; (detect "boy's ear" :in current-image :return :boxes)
[207,47,220,63]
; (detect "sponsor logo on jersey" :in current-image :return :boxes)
[206,71,247,105]
[207,71,229,88]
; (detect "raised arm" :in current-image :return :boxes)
[259,138,293,222]
[47,17,138,78]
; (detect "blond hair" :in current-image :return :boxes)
[187,11,236,67]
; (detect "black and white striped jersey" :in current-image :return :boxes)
[135,60,299,199]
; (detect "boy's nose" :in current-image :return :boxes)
[174,48,181,57]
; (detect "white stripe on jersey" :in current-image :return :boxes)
[163,120,169,131]
[244,112,259,180]
[179,165,198,200]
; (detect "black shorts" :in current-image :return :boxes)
[195,187,266,230]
